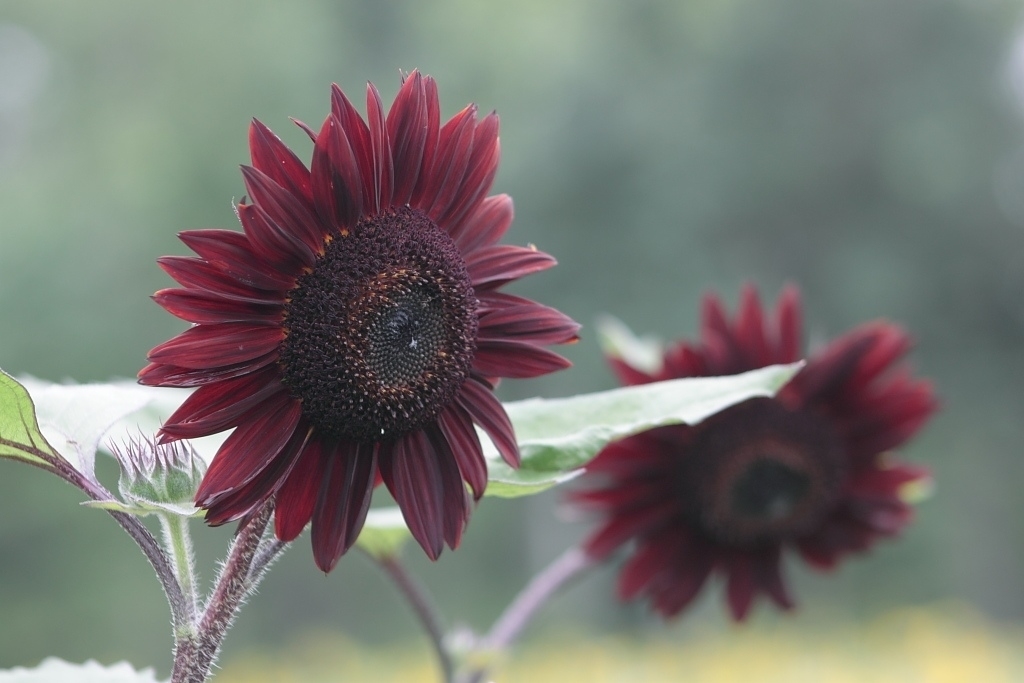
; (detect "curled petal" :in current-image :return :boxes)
[387,70,430,205]
[380,430,447,560]
[204,425,309,525]
[437,404,487,500]
[467,245,557,289]
[158,256,286,298]
[365,83,394,212]
[178,229,296,290]
[455,193,514,253]
[240,165,326,255]
[473,339,572,378]
[275,437,328,542]
[248,118,314,205]
[443,112,501,239]
[147,323,282,370]
[196,394,302,505]
[160,365,286,440]
[456,377,519,467]
[152,288,283,325]
[478,303,581,346]
[311,115,363,230]
[236,202,315,272]
[311,441,378,572]
[420,105,477,220]
[138,354,278,387]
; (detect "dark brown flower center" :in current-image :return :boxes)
[681,397,845,547]
[279,207,477,443]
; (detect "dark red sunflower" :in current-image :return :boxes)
[139,71,579,571]
[573,284,935,620]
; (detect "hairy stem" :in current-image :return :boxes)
[376,553,454,683]
[172,502,274,683]
[247,537,289,584]
[159,514,200,627]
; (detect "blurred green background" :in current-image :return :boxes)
[2,0,1024,677]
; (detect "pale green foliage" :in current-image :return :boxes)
[484,364,799,497]
[0,658,163,683]
[0,371,56,467]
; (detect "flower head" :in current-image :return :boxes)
[140,72,579,571]
[573,285,935,620]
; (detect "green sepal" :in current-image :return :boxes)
[111,438,207,517]
[80,498,204,519]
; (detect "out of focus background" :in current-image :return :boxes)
[2,0,1024,679]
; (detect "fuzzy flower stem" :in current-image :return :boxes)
[247,537,289,583]
[172,501,274,683]
[159,514,199,624]
[376,553,454,683]
[460,546,596,683]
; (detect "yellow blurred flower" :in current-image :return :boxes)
[217,604,1024,682]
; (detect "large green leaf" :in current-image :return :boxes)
[0,658,163,683]
[351,364,796,557]
[483,363,800,497]
[0,370,57,467]
[18,378,157,481]
[13,378,226,481]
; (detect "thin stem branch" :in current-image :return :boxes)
[486,546,594,649]
[247,537,289,583]
[172,501,274,683]
[106,508,191,628]
[19,440,192,630]
[375,553,454,683]
[459,546,596,683]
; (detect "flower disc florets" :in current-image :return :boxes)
[280,206,477,443]
[681,398,845,547]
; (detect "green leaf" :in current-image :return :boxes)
[0,658,164,683]
[0,370,58,467]
[15,378,227,481]
[483,363,801,498]
[18,378,157,481]
[355,507,412,559]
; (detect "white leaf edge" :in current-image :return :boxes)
[0,657,164,683]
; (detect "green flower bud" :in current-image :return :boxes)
[108,434,206,518]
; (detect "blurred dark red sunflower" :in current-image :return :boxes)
[139,72,579,571]
[573,285,935,620]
